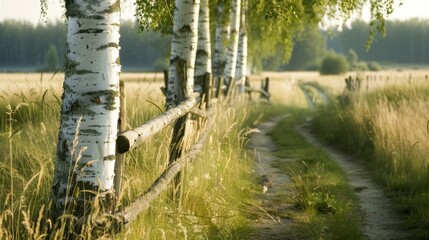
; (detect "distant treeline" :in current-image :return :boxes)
[1,19,428,72]
[0,21,170,71]
[328,19,429,64]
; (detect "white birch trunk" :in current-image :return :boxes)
[166,0,200,108]
[223,0,241,85]
[194,0,212,92]
[52,0,121,218]
[212,4,230,78]
[235,0,248,94]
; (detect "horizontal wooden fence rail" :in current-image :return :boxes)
[115,116,215,227]
[116,97,198,154]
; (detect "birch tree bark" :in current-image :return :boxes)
[194,0,212,93]
[166,0,200,202]
[223,0,241,88]
[212,3,230,79]
[51,0,121,220]
[166,0,200,108]
[235,0,248,94]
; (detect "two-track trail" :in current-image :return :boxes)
[248,113,411,239]
[297,83,411,240]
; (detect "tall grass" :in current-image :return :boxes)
[0,73,264,239]
[313,79,429,239]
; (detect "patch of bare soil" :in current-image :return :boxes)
[297,123,411,240]
[247,115,300,240]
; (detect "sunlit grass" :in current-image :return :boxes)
[0,73,265,239]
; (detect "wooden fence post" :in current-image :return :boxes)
[161,70,169,96]
[264,77,270,94]
[215,77,224,99]
[169,60,192,202]
[260,79,265,99]
[210,75,215,103]
[225,78,235,98]
[114,80,126,204]
[244,77,252,100]
[202,73,212,109]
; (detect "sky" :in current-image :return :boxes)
[0,0,428,25]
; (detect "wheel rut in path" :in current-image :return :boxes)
[297,123,411,240]
[247,115,299,240]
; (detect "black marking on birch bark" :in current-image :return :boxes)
[88,125,102,128]
[178,24,193,34]
[91,96,102,104]
[63,82,73,94]
[83,90,119,110]
[65,0,84,18]
[103,155,115,161]
[80,129,102,136]
[196,49,209,58]
[76,28,104,34]
[96,42,119,51]
[65,100,97,116]
[172,32,180,40]
[170,56,182,65]
[65,59,80,78]
[105,90,119,110]
[88,15,105,20]
[76,70,98,75]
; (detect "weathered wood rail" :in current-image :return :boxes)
[116,116,215,227]
[116,97,198,154]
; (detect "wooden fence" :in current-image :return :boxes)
[107,74,270,230]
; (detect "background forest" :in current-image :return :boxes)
[0,18,428,72]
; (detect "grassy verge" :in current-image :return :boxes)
[269,107,363,240]
[312,82,429,239]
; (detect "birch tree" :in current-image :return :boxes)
[166,0,200,107]
[212,2,230,79]
[194,0,212,93]
[222,0,241,90]
[235,0,247,94]
[51,0,121,220]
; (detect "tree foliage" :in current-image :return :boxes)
[244,0,396,71]
[320,52,349,75]
[135,0,174,33]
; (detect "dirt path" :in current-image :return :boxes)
[298,85,410,240]
[248,83,410,239]
[297,123,410,240]
[247,115,299,240]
